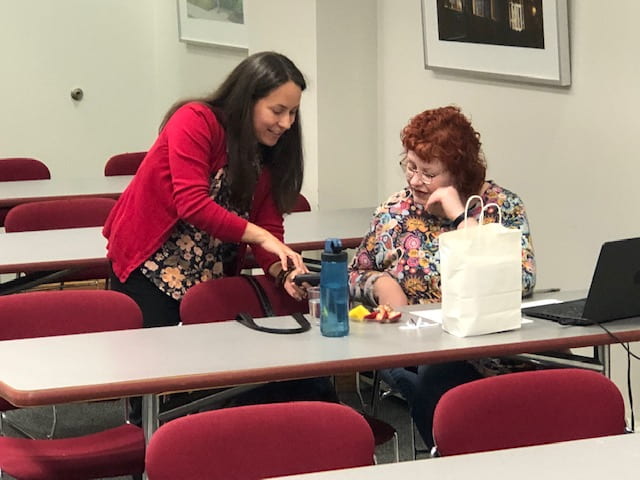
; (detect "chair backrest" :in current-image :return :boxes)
[104,151,146,176]
[180,275,308,324]
[145,401,375,480]
[4,197,116,232]
[292,193,311,212]
[0,289,142,341]
[432,368,627,456]
[0,157,51,182]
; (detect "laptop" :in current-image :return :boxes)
[522,237,640,326]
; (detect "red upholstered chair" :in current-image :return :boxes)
[0,157,50,182]
[0,157,51,226]
[432,368,627,457]
[180,274,307,324]
[292,192,311,212]
[4,197,115,232]
[145,401,375,480]
[0,289,145,479]
[104,151,146,176]
[179,276,399,461]
[4,197,117,286]
[168,274,309,417]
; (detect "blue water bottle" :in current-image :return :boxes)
[320,238,349,337]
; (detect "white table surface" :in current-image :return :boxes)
[0,175,132,208]
[0,227,106,274]
[0,207,374,274]
[272,433,640,479]
[283,206,373,249]
[1,291,639,407]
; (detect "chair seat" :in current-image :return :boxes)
[361,413,397,446]
[0,423,145,480]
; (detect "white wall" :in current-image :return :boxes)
[377,0,640,420]
[152,1,247,122]
[248,0,378,210]
[0,1,155,177]
[316,0,378,210]
[0,0,245,178]
[247,0,320,208]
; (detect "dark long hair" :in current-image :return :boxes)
[161,52,306,213]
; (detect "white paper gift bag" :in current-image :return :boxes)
[439,196,522,337]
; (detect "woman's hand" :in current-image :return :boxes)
[283,267,307,300]
[425,186,465,221]
[243,222,305,272]
[426,186,478,229]
[268,263,308,300]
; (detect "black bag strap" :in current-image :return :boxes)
[235,275,311,334]
[241,274,275,317]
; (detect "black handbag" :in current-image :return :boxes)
[235,275,311,334]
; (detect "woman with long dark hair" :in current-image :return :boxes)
[105,52,309,328]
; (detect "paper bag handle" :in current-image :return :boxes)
[463,195,503,225]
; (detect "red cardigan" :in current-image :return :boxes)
[104,102,283,282]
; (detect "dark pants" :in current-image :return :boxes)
[109,267,180,328]
[381,361,483,448]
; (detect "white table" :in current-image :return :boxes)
[1,291,640,438]
[0,207,374,275]
[283,206,373,250]
[272,433,640,479]
[0,175,132,208]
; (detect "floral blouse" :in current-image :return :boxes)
[349,181,536,308]
[141,167,248,300]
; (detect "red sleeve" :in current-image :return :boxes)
[250,168,284,271]
[164,103,248,242]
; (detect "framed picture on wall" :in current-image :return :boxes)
[177,0,247,49]
[421,0,571,86]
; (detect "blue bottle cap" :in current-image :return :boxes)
[324,238,343,254]
[322,238,347,262]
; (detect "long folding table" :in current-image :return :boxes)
[0,207,373,275]
[0,207,375,293]
[270,433,640,480]
[0,175,132,209]
[0,290,639,443]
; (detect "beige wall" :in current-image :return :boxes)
[0,0,245,178]
[248,0,378,210]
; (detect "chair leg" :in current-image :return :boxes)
[410,417,417,460]
[354,373,367,411]
[370,370,382,416]
[46,405,58,439]
[392,431,400,462]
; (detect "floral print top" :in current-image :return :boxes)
[141,167,248,300]
[349,181,536,308]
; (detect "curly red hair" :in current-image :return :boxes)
[400,106,486,198]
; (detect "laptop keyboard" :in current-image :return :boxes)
[522,299,589,324]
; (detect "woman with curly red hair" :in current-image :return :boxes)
[349,106,536,452]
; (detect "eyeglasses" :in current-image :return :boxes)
[399,159,440,185]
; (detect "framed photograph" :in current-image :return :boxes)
[421,0,570,86]
[177,0,247,49]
